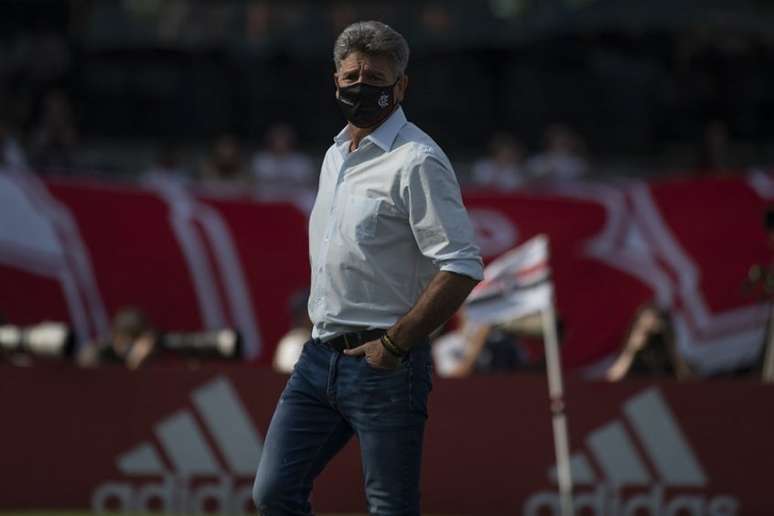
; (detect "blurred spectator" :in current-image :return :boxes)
[251,124,315,194]
[199,133,250,191]
[421,4,453,37]
[433,312,544,377]
[77,307,157,370]
[142,143,190,186]
[527,123,588,183]
[273,289,312,374]
[0,111,29,173]
[30,89,80,173]
[605,304,693,381]
[696,119,734,175]
[470,132,528,190]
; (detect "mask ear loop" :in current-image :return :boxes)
[391,75,403,93]
[389,75,403,108]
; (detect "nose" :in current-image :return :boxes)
[354,67,367,83]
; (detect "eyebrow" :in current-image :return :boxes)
[341,69,387,80]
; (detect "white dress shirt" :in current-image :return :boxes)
[308,106,483,341]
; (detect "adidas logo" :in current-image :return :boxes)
[92,376,262,514]
[524,388,738,516]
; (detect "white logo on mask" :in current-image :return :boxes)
[378,92,390,108]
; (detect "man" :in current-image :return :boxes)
[253,21,483,515]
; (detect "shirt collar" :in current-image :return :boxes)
[333,106,407,152]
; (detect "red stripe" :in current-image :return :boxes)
[472,259,549,297]
[512,260,549,280]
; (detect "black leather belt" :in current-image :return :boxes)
[323,329,386,352]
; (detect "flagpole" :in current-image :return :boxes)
[763,301,774,383]
[462,233,572,512]
[541,301,574,516]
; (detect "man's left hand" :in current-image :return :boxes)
[343,339,401,370]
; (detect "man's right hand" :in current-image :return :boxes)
[343,339,401,370]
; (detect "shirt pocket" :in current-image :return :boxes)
[340,195,381,241]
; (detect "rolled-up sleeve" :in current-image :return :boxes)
[400,149,484,281]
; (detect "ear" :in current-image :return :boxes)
[333,72,340,93]
[396,75,408,103]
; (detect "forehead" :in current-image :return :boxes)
[338,51,394,75]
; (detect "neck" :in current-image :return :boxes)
[349,124,376,152]
[348,105,398,152]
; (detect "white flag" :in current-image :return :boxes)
[465,234,553,324]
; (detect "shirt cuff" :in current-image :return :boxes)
[438,258,484,281]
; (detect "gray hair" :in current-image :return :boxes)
[333,21,410,77]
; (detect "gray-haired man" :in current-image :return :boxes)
[252,21,483,515]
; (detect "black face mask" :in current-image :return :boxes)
[336,78,400,128]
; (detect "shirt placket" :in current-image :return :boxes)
[314,145,355,319]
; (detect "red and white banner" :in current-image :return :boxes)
[1,366,772,514]
[1,172,771,372]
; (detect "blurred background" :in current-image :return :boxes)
[3,0,774,179]
[2,1,774,515]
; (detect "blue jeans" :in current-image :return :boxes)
[252,337,433,515]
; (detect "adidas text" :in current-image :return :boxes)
[92,474,253,514]
[524,485,738,516]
